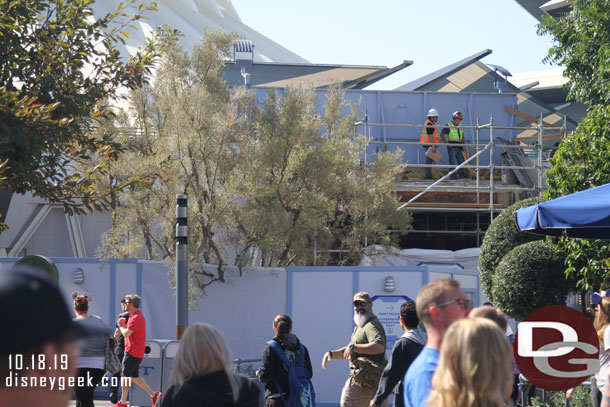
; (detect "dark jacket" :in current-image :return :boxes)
[160,370,261,407]
[257,333,313,399]
[372,329,426,407]
[115,311,129,353]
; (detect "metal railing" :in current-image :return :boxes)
[354,113,566,223]
[232,358,261,376]
[516,374,590,407]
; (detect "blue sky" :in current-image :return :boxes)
[231,0,559,90]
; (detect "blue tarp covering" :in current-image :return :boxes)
[515,183,610,239]
[254,88,518,166]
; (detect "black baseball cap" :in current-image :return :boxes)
[0,266,101,357]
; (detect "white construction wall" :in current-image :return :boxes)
[0,253,481,406]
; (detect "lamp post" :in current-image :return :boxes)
[176,194,188,339]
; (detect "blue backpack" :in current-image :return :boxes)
[266,340,315,407]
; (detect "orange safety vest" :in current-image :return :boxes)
[420,119,439,144]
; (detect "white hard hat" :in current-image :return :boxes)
[427,108,439,117]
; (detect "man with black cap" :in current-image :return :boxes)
[0,266,98,407]
[322,292,387,407]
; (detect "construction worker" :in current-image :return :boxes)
[420,108,440,180]
[440,111,466,180]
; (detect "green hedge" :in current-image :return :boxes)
[492,241,569,321]
[479,197,544,301]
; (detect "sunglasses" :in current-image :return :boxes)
[353,301,368,307]
[437,298,472,310]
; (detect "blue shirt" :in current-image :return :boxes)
[403,347,439,407]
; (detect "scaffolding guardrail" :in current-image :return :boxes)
[354,113,565,220]
[353,113,566,246]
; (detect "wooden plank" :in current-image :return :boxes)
[516,133,564,141]
[505,106,556,128]
[505,106,564,139]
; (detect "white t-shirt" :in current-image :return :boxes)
[596,325,610,389]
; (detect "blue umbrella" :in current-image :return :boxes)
[515,183,610,239]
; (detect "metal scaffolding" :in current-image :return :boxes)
[355,114,566,246]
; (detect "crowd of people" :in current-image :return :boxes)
[4,264,597,407]
[158,279,516,407]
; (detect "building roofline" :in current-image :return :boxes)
[225,60,413,70]
[395,49,492,91]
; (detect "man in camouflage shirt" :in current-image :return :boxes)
[322,292,387,407]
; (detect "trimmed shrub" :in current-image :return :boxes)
[492,240,569,321]
[479,197,544,301]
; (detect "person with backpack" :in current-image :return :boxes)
[257,314,314,407]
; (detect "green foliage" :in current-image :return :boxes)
[569,385,592,407]
[0,0,167,214]
[478,197,544,301]
[96,30,247,274]
[529,391,565,407]
[237,86,410,266]
[539,1,610,291]
[529,386,589,407]
[96,32,411,296]
[538,0,610,105]
[547,106,610,193]
[544,105,610,290]
[492,241,569,320]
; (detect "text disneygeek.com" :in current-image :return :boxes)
[4,372,131,391]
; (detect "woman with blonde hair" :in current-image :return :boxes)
[427,317,513,407]
[160,323,261,407]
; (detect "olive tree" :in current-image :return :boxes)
[95,32,411,296]
[0,0,166,219]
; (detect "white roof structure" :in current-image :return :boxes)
[0,0,416,258]
[92,1,412,89]
[540,0,571,16]
[513,0,571,21]
[92,0,308,63]
[509,68,568,91]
